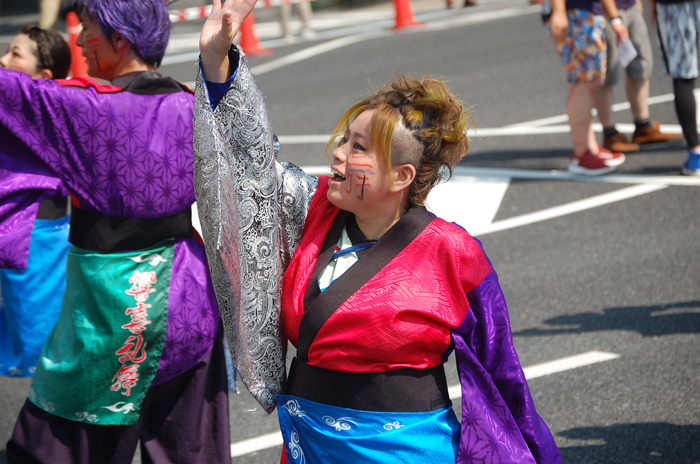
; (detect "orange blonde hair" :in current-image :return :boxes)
[327,75,472,207]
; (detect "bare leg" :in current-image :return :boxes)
[567,81,600,157]
[594,85,615,129]
[626,78,650,122]
[298,1,313,29]
[280,4,292,38]
[298,2,316,39]
[39,0,61,29]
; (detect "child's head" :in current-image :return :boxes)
[1,25,71,80]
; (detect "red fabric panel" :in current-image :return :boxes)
[56,76,123,93]
[282,179,493,373]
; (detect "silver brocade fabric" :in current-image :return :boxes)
[193,49,318,413]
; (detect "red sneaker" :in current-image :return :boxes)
[597,145,626,167]
[568,149,620,175]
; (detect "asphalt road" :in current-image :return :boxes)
[0,1,698,463]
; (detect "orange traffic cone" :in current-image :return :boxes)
[393,0,418,29]
[238,14,273,56]
[66,11,88,78]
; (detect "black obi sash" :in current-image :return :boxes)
[37,196,68,220]
[69,206,193,253]
[287,206,451,413]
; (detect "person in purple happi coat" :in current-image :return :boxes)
[0,0,231,462]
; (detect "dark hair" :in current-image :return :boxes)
[20,25,71,79]
[72,0,171,68]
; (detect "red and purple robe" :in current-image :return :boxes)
[192,47,561,464]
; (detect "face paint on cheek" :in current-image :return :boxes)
[358,175,367,199]
[348,165,374,199]
[83,38,102,70]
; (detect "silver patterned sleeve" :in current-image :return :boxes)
[193,48,318,413]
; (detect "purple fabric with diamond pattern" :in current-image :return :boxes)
[153,237,219,386]
[0,68,218,384]
[452,246,561,463]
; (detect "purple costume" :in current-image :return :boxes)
[0,69,219,382]
[0,69,231,463]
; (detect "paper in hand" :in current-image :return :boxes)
[618,39,638,68]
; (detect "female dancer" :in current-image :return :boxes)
[0,25,71,378]
[195,0,561,462]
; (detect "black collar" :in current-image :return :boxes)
[296,206,434,362]
[111,71,192,95]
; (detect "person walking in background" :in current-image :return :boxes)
[280,0,316,41]
[649,0,700,175]
[39,0,62,29]
[0,0,230,462]
[0,26,71,379]
[544,0,629,175]
[594,0,681,153]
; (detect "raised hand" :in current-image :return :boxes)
[199,0,257,82]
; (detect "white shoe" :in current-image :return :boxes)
[301,28,317,40]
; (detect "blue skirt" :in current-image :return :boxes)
[277,394,460,464]
[0,216,70,377]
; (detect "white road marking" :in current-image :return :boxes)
[451,166,700,186]
[231,431,284,457]
[251,29,391,75]
[167,3,540,69]
[273,122,683,142]
[249,4,541,75]
[471,123,681,136]
[230,350,620,457]
[447,351,620,399]
[473,183,667,236]
[423,4,541,32]
[197,165,693,245]
[294,165,694,238]
[267,89,695,140]
[508,89,700,129]
[523,350,621,380]
[277,134,333,144]
[506,92,681,128]
[426,176,510,235]
[308,165,700,187]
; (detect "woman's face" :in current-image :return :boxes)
[0,34,41,79]
[328,110,392,215]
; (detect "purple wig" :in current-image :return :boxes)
[72,0,171,67]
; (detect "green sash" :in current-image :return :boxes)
[29,241,174,426]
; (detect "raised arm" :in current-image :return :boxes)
[193,0,317,413]
[199,0,256,82]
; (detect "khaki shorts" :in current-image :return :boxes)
[604,2,654,86]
